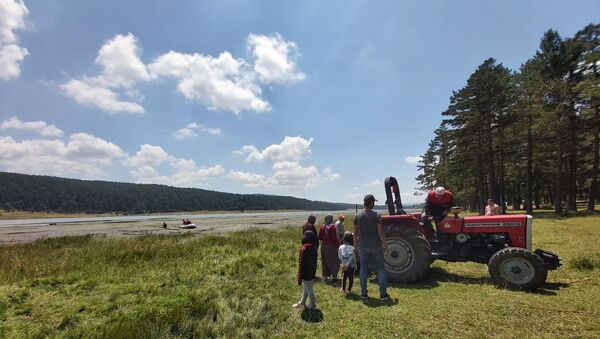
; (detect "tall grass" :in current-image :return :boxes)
[1,214,599,338]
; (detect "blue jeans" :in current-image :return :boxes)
[359,248,387,297]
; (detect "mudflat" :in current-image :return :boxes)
[0,213,307,245]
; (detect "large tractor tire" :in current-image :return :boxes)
[488,247,548,290]
[384,225,433,283]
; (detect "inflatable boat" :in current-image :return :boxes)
[179,223,197,229]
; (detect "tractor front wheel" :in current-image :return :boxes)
[384,225,432,283]
[488,247,548,290]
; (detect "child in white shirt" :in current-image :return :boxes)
[338,231,357,294]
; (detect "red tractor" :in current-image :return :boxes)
[381,176,561,290]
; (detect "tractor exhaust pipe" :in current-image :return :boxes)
[384,176,406,216]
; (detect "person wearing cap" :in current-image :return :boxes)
[335,214,346,244]
[302,215,319,249]
[353,194,390,301]
[422,186,455,237]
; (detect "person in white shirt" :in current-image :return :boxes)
[335,214,345,243]
[338,231,357,294]
[485,199,500,216]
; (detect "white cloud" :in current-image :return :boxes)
[0,43,27,80]
[0,0,29,81]
[131,160,225,187]
[225,170,268,188]
[94,33,151,88]
[203,127,222,136]
[124,143,225,187]
[61,79,144,114]
[149,50,270,114]
[62,32,305,114]
[322,167,341,181]
[123,144,169,167]
[270,161,319,187]
[172,122,222,140]
[130,165,159,180]
[0,0,28,43]
[247,33,305,84]
[404,155,422,165]
[228,136,339,189]
[0,132,125,178]
[1,116,63,137]
[0,119,225,186]
[147,33,304,114]
[235,136,313,162]
[227,163,336,189]
[61,33,149,114]
[162,164,225,187]
[173,124,198,140]
[65,133,125,160]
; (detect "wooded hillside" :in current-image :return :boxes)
[417,23,600,215]
[0,172,352,213]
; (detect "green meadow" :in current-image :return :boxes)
[1,213,599,338]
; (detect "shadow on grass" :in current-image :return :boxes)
[361,297,399,308]
[529,281,570,296]
[345,293,361,301]
[321,278,341,288]
[369,267,468,290]
[301,308,324,323]
[377,267,567,296]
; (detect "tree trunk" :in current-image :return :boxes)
[526,112,534,214]
[534,183,541,209]
[513,182,521,211]
[588,102,599,211]
[567,109,578,212]
[555,120,564,214]
[477,131,486,215]
[486,114,500,203]
[498,127,507,214]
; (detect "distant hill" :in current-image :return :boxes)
[0,172,353,214]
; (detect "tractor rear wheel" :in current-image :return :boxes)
[384,225,432,283]
[488,247,547,290]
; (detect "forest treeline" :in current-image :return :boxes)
[0,172,352,213]
[417,23,599,215]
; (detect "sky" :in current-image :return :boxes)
[0,0,598,204]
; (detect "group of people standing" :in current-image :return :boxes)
[294,186,503,310]
[294,194,390,310]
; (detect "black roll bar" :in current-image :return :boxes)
[384,176,406,216]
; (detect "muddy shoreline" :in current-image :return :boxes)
[0,214,307,245]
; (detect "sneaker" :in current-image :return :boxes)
[380,294,390,301]
[292,303,304,309]
[307,303,318,310]
[361,294,368,301]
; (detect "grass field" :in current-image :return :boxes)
[0,213,599,338]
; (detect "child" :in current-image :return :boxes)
[338,231,356,294]
[293,230,318,309]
